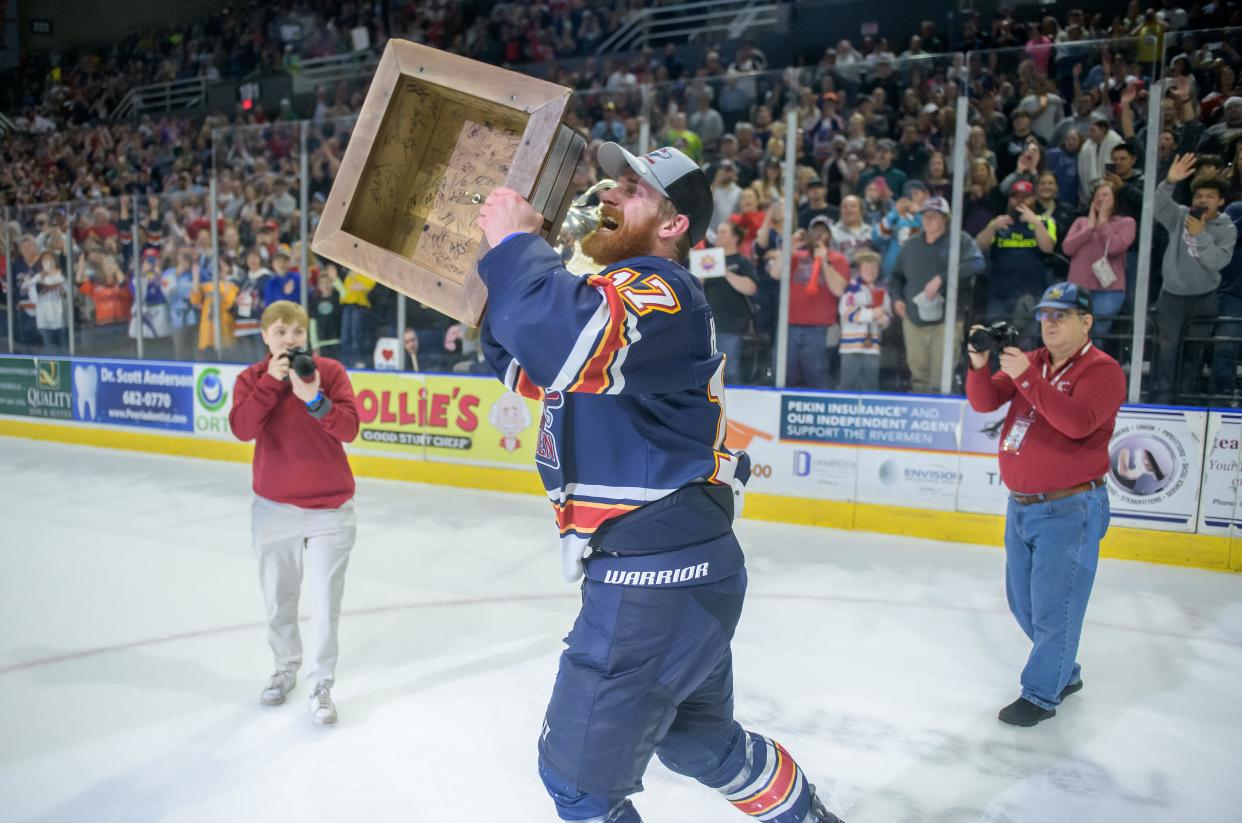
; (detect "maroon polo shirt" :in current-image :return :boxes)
[966,343,1126,495]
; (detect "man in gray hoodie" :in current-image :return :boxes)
[891,197,986,392]
[1153,153,1238,404]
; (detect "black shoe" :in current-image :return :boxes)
[1060,678,1084,700]
[808,786,844,822]
[998,697,1056,726]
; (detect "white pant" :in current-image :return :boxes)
[252,496,356,687]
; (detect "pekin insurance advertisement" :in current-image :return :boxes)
[1104,406,1206,532]
[779,392,964,510]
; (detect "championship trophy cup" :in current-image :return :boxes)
[311,41,587,326]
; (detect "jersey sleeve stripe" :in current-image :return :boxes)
[603,306,641,395]
[502,359,546,401]
[567,275,630,394]
[548,296,613,392]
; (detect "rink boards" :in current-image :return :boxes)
[0,354,1238,572]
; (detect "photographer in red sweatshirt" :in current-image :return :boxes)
[229,300,359,725]
[966,282,1124,727]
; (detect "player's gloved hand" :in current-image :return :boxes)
[560,534,589,583]
[731,450,751,520]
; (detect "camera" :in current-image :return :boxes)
[1104,162,1118,174]
[1189,206,1206,220]
[283,347,317,380]
[969,321,1020,353]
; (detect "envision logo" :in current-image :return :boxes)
[880,458,958,486]
[196,368,228,412]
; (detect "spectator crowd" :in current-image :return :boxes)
[4,0,1242,404]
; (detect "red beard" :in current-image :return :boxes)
[580,207,660,267]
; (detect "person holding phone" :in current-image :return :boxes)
[1077,116,1123,209]
[1103,141,1144,220]
[977,180,1057,349]
[1152,154,1238,404]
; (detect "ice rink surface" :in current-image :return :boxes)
[1,437,1240,823]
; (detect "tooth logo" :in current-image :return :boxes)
[74,364,98,420]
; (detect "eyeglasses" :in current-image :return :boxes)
[1036,308,1081,323]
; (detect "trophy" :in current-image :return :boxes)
[311,41,586,326]
[556,179,616,276]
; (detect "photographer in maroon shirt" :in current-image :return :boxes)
[966,282,1125,727]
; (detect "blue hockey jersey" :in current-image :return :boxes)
[478,233,746,580]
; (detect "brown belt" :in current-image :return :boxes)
[1011,478,1106,506]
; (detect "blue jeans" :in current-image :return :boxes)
[38,327,68,354]
[1004,484,1110,709]
[1212,292,1242,396]
[716,332,743,384]
[1088,289,1126,342]
[784,325,829,389]
[340,304,370,366]
[838,352,880,391]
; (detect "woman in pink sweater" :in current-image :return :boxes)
[1062,182,1136,342]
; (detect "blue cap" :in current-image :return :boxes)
[1034,282,1093,314]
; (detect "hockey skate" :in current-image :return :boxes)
[808,786,844,823]
[259,670,296,706]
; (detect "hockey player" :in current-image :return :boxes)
[475,144,845,823]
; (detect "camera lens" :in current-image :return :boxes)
[287,349,316,380]
[969,328,994,352]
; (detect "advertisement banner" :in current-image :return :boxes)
[779,393,962,452]
[192,364,247,438]
[0,357,73,419]
[73,360,195,432]
[957,402,1011,515]
[1104,407,1206,532]
[725,388,858,500]
[1197,412,1242,535]
[779,393,963,510]
[349,371,540,469]
[855,448,961,510]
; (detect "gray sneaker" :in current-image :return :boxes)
[260,670,297,706]
[309,682,337,725]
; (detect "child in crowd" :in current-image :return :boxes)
[838,249,892,391]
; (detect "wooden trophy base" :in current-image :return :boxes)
[312,41,585,327]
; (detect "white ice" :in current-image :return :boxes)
[1,438,1241,823]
